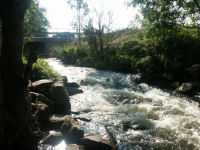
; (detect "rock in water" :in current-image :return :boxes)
[177,82,193,93]
[67,82,83,96]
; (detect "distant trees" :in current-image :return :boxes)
[84,11,113,53]
[24,0,48,37]
[68,0,89,47]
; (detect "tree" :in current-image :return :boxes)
[95,10,113,52]
[84,10,113,53]
[97,12,105,52]
[68,0,89,47]
[24,0,48,37]
[84,19,98,51]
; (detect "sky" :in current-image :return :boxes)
[38,0,140,32]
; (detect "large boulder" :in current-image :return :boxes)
[49,81,71,114]
[30,79,71,114]
[30,79,53,96]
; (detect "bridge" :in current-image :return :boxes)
[26,32,76,43]
[24,32,77,57]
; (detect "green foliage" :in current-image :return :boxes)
[24,0,48,37]
[126,0,200,81]
[52,30,150,73]
[32,58,61,81]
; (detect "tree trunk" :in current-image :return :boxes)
[0,16,3,145]
[0,1,37,149]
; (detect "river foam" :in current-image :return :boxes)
[46,58,200,150]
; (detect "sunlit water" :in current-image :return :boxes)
[45,58,200,150]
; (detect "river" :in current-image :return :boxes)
[46,58,200,150]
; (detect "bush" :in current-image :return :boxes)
[32,58,61,81]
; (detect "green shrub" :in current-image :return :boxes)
[32,58,61,81]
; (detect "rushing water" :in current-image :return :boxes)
[46,58,200,150]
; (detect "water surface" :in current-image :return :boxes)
[46,58,200,150]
